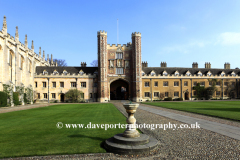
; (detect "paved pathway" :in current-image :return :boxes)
[139,104,240,140]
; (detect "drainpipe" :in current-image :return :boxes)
[180,78,182,98]
[222,79,223,99]
[48,78,49,103]
[236,79,238,98]
[191,79,192,100]
[150,78,152,102]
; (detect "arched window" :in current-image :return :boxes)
[9,51,13,67]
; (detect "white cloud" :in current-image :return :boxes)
[217,32,240,45]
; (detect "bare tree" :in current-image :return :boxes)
[48,58,67,66]
[90,60,98,67]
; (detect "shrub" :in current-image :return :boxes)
[54,100,58,103]
[13,92,20,105]
[65,89,83,103]
[0,91,7,107]
[176,97,183,101]
[24,93,29,104]
[164,97,172,101]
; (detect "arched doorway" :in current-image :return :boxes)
[110,79,129,100]
[60,94,65,102]
[185,92,189,100]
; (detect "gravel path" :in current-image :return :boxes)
[1,102,240,160]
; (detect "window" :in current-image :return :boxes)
[174,92,179,97]
[80,93,84,99]
[216,82,220,86]
[224,91,227,95]
[209,81,212,86]
[154,92,159,97]
[37,93,40,99]
[29,60,32,73]
[165,92,169,97]
[200,82,205,86]
[193,82,197,86]
[35,82,37,88]
[43,82,46,88]
[163,81,168,86]
[71,82,76,87]
[116,53,123,59]
[60,82,64,88]
[216,91,221,96]
[90,93,92,98]
[232,82,235,87]
[193,91,197,96]
[145,92,150,97]
[154,82,158,87]
[224,82,228,86]
[52,82,56,88]
[20,56,24,69]
[9,51,12,67]
[63,70,68,75]
[43,93,47,99]
[53,71,58,75]
[184,81,188,86]
[81,82,86,87]
[116,68,123,74]
[145,82,150,87]
[175,72,179,76]
[94,83,97,87]
[151,72,155,76]
[174,81,179,86]
[52,93,56,99]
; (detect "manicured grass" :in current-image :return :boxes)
[143,101,240,121]
[0,103,127,158]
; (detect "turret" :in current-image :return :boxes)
[15,26,19,42]
[51,54,54,66]
[25,35,28,49]
[2,16,7,35]
[43,50,45,60]
[39,47,41,59]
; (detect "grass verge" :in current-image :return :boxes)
[143,101,240,121]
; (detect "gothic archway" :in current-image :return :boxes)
[110,79,129,100]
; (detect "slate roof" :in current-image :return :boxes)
[142,67,240,76]
[36,66,98,75]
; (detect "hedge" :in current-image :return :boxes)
[0,91,7,107]
[164,97,173,101]
[13,92,20,105]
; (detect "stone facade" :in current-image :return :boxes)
[1,16,240,103]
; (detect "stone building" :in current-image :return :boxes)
[0,16,56,105]
[1,16,240,104]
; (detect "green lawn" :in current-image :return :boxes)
[0,103,126,158]
[143,101,240,121]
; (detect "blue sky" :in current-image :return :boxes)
[1,0,240,69]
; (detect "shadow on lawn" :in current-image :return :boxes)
[195,108,240,112]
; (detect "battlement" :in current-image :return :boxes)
[97,30,107,36]
[132,32,141,37]
[107,43,132,50]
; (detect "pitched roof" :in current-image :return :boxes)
[36,66,98,75]
[142,67,240,76]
